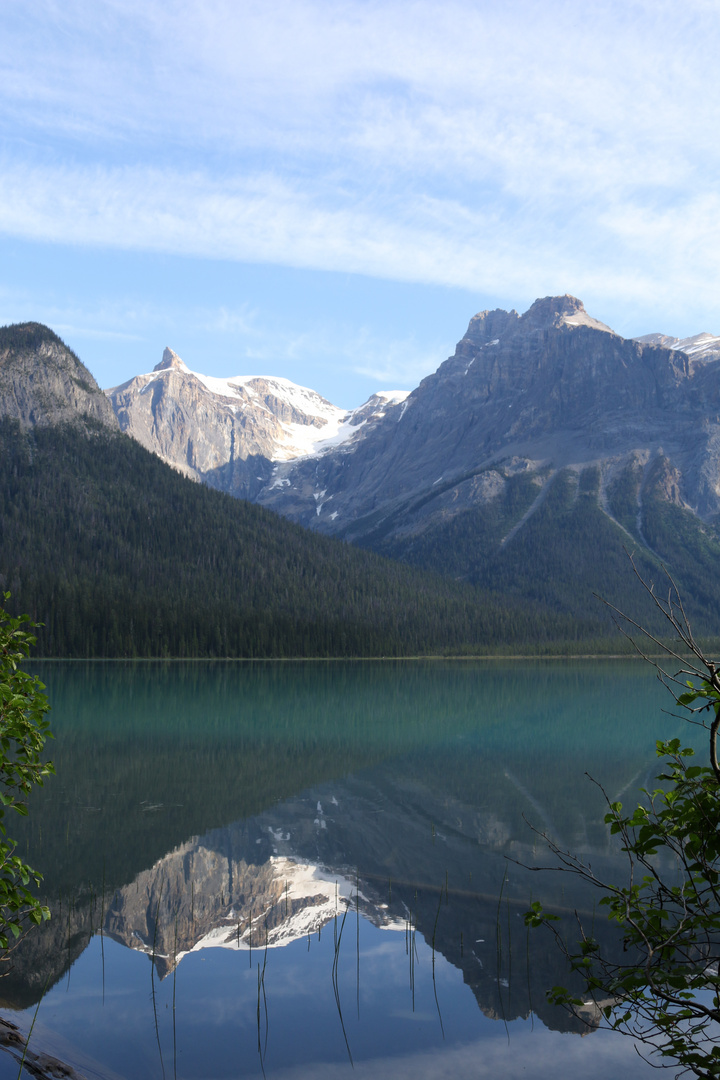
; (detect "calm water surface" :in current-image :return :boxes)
[0,660,699,1079]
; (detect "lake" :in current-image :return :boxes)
[0,659,699,1079]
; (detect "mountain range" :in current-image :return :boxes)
[3,296,720,653]
[104,294,720,636]
[107,294,720,533]
[0,323,566,657]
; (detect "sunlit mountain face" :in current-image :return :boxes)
[106,345,408,502]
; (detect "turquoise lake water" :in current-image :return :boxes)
[0,659,701,1079]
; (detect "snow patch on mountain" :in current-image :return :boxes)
[634,331,720,362]
[107,350,410,467]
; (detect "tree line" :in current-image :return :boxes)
[0,419,610,658]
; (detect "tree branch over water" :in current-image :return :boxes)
[528,558,720,1077]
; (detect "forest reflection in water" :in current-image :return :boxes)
[0,659,698,1079]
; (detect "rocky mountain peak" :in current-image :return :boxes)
[519,294,616,335]
[154,347,188,373]
[254,295,720,532]
[0,322,118,430]
[464,307,519,346]
[463,295,615,348]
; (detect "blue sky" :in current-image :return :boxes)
[2,0,720,407]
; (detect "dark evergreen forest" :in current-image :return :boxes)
[0,419,607,657]
[370,465,720,644]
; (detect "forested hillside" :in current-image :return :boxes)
[367,463,720,638]
[0,419,605,657]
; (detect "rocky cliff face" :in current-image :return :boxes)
[107,349,406,500]
[0,323,118,430]
[252,295,720,544]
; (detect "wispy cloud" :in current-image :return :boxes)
[0,288,155,343]
[200,305,257,338]
[264,1024,653,1080]
[1,156,717,325]
[2,0,720,331]
[4,0,717,183]
[347,336,450,389]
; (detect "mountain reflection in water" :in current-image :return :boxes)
[0,660,694,1079]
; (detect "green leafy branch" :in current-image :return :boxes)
[0,594,53,955]
[526,561,720,1077]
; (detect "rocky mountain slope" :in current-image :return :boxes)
[107,348,406,500]
[0,322,118,430]
[254,294,720,533]
[104,296,720,632]
[107,296,720,537]
[257,297,720,633]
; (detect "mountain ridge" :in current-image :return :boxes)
[102,295,720,536]
[107,347,407,500]
[247,295,720,547]
[133,292,719,637]
[4,308,720,646]
[0,322,118,431]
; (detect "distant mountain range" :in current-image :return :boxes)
[0,322,541,658]
[106,296,720,532]
[3,299,720,650]
[103,295,720,636]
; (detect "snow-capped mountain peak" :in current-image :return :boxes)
[106,349,407,500]
[154,346,189,372]
[634,331,720,363]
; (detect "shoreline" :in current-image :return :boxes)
[31,651,688,662]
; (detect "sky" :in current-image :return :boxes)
[2,0,720,407]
